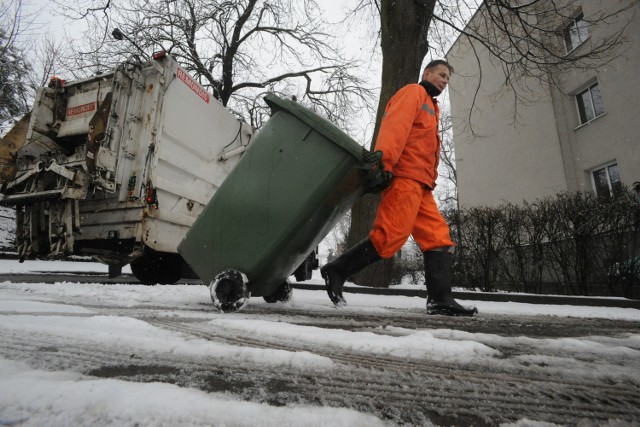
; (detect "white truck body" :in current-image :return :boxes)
[0,54,253,283]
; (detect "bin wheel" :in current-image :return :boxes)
[293,251,316,282]
[263,280,293,304]
[294,260,313,282]
[210,269,250,313]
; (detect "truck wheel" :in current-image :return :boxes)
[210,269,250,313]
[131,250,183,285]
[263,280,293,304]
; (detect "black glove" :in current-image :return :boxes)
[366,160,393,193]
[379,170,392,189]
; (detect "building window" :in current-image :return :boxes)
[592,163,622,198]
[576,82,604,124]
[563,13,589,53]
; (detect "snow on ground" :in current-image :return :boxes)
[0,257,133,274]
[1,358,383,427]
[0,207,16,252]
[1,259,640,426]
[0,261,384,426]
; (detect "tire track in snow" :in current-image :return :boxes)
[144,317,640,425]
[147,317,639,387]
[1,314,638,426]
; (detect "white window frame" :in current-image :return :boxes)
[575,81,605,126]
[590,162,621,198]
[563,12,589,54]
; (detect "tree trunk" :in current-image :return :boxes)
[347,0,434,287]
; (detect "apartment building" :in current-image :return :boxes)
[447,0,640,207]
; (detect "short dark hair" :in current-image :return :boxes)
[424,60,454,74]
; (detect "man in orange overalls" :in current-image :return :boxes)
[321,60,477,316]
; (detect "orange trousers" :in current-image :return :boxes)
[369,177,455,258]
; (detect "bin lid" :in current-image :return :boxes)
[264,93,371,163]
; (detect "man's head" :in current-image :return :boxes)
[421,60,453,93]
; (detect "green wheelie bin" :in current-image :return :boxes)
[178,93,384,312]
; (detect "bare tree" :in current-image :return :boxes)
[437,109,458,210]
[55,0,374,130]
[0,0,23,57]
[0,0,32,129]
[436,0,638,131]
[29,36,69,87]
[1,1,71,133]
[0,29,31,128]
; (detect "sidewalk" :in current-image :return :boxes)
[292,283,640,309]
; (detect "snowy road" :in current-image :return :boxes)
[1,260,640,426]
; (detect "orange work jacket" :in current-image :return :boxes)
[375,83,441,189]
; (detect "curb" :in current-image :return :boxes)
[292,283,640,309]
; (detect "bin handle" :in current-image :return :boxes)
[360,148,382,166]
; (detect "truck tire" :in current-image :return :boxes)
[263,280,293,303]
[130,249,183,285]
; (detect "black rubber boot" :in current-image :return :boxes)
[423,250,478,316]
[321,238,381,307]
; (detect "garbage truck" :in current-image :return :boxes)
[0,53,319,284]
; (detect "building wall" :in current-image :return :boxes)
[447,0,640,208]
